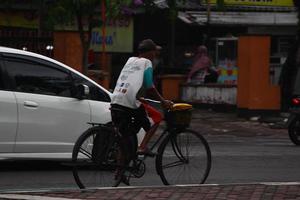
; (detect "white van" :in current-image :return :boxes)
[0,46,112,159]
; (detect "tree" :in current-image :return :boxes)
[45,0,104,75]
[45,0,193,74]
[44,0,153,74]
[134,0,189,65]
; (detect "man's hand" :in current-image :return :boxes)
[146,87,173,109]
[161,99,173,110]
[139,97,147,103]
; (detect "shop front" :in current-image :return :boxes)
[0,11,53,57]
[181,37,238,105]
[178,0,297,111]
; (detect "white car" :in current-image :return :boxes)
[0,46,112,160]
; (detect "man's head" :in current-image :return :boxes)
[138,39,161,61]
[197,45,208,56]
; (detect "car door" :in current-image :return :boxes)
[71,72,111,124]
[0,57,17,152]
[3,53,91,153]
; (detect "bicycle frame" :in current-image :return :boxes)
[147,129,168,157]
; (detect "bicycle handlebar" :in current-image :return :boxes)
[143,98,161,104]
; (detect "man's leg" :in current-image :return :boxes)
[138,123,159,151]
[137,103,162,155]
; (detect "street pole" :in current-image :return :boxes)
[169,0,176,69]
[206,0,211,46]
[101,0,106,70]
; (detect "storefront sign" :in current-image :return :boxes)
[90,18,133,53]
[0,12,38,29]
[207,0,294,7]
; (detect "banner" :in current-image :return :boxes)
[90,18,133,53]
[0,12,38,29]
[207,0,294,7]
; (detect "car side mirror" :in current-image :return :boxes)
[74,84,90,100]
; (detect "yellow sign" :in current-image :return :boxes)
[90,18,133,53]
[208,0,294,7]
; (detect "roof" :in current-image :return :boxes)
[154,0,296,12]
[154,0,202,10]
[178,11,298,26]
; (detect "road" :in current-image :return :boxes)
[0,132,299,191]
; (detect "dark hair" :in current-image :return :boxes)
[138,39,161,54]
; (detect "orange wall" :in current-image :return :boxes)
[53,32,83,72]
[53,32,110,90]
[161,75,187,101]
[237,36,281,110]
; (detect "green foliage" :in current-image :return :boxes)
[43,0,192,29]
[216,0,225,11]
[106,0,128,18]
[43,0,101,30]
[166,0,187,21]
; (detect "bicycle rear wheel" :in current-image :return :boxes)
[72,126,123,188]
[156,129,211,185]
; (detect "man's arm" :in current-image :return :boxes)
[143,64,173,109]
[146,87,173,109]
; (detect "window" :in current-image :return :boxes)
[71,73,110,102]
[4,57,73,97]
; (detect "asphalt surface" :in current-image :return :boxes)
[0,108,298,200]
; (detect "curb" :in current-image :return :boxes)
[2,182,300,194]
[1,182,300,199]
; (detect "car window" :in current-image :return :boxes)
[4,57,73,97]
[71,72,110,102]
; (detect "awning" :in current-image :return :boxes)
[154,0,202,9]
[178,11,298,26]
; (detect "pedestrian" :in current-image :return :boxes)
[279,40,300,112]
[152,45,164,93]
[187,45,218,84]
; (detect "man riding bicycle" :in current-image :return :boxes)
[110,39,172,167]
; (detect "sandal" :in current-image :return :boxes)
[137,147,157,157]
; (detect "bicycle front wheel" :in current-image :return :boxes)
[72,126,122,188]
[156,129,211,185]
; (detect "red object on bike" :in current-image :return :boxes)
[292,98,300,105]
[142,102,163,124]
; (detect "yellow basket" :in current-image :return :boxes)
[165,103,192,128]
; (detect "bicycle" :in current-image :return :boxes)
[72,100,212,188]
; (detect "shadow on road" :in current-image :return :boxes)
[0,160,71,171]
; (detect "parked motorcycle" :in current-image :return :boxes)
[288,96,300,145]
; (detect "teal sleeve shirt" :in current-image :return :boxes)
[143,67,154,89]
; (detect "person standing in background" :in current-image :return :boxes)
[187,45,218,84]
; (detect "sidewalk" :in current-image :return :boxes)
[1,182,300,200]
[190,108,287,137]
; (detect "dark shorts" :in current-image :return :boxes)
[110,104,151,137]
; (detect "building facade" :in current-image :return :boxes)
[179,0,297,112]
